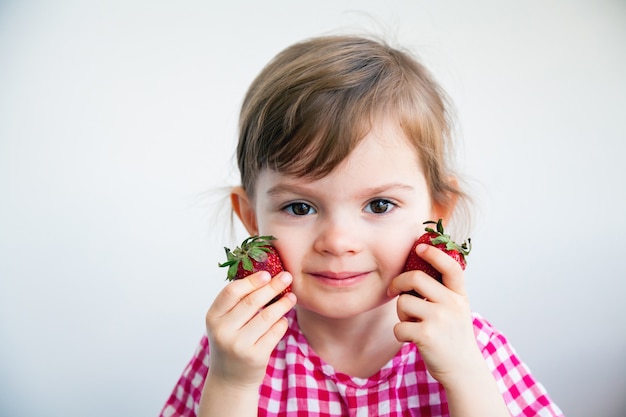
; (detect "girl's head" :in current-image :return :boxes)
[237,34,469,231]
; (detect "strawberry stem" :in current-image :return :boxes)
[218,235,278,281]
[422,219,471,257]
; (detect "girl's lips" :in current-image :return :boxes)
[309,271,370,287]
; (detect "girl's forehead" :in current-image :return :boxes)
[257,127,425,195]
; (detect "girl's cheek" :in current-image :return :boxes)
[270,239,297,269]
[387,238,416,275]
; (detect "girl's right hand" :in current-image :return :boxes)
[205,270,296,389]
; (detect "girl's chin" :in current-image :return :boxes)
[294,292,393,320]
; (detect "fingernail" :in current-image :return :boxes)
[279,271,292,283]
[416,244,427,254]
[259,271,271,282]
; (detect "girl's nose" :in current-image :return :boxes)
[312,216,363,256]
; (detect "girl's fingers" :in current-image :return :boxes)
[241,292,297,351]
[206,273,296,369]
[395,291,431,322]
[387,269,447,301]
[388,244,466,300]
[209,271,291,317]
[228,271,293,318]
[209,270,272,317]
[393,320,421,343]
[414,244,466,296]
[207,291,297,386]
[208,271,294,339]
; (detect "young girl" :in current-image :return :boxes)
[160,35,564,417]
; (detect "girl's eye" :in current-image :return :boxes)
[284,202,316,216]
[365,199,396,214]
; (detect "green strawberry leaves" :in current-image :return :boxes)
[219,235,277,281]
[424,219,471,257]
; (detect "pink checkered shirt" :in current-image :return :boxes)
[160,309,563,416]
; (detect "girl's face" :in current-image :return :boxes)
[236,117,446,319]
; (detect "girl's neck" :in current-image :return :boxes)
[295,301,403,378]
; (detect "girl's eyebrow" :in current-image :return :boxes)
[265,183,312,198]
[359,183,415,196]
[265,182,415,198]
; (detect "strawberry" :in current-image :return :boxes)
[218,235,290,306]
[402,219,471,297]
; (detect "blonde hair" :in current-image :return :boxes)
[237,35,470,232]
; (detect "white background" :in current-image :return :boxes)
[1,1,625,416]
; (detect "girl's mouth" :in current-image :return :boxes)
[309,271,370,287]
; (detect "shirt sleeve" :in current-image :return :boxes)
[473,314,565,417]
[159,336,209,417]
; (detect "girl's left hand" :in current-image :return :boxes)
[387,243,485,386]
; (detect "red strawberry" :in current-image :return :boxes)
[218,235,290,306]
[402,219,471,297]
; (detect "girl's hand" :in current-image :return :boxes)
[388,244,484,386]
[205,270,296,389]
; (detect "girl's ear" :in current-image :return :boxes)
[230,186,259,235]
[431,176,459,225]
[431,201,454,225]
